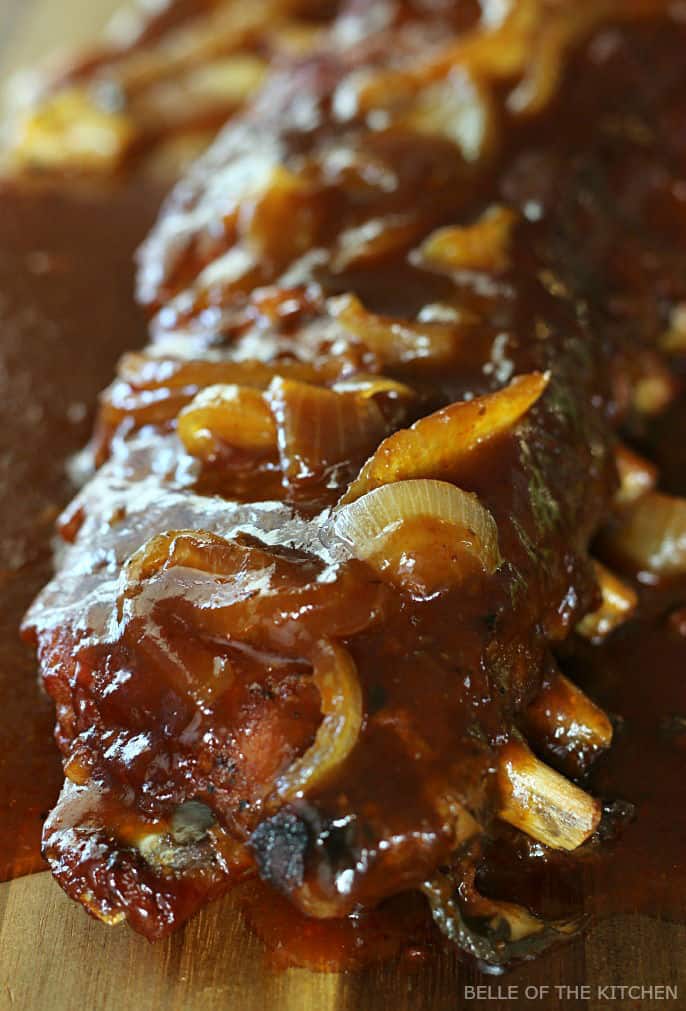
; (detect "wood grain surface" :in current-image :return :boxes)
[0,4,685,1010]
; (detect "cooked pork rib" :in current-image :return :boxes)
[23,0,686,965]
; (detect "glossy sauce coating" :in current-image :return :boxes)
[0,179,163,880]
[5,0,686,973]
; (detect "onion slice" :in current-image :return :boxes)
[97,355,325,457]
[121,529,246,596]
[266,377,390,482]
[418,205,517,274]
[330,293,464,368]
[333,478,501,595]
[341,372,548,505]
[274,638,362,803]
[178,383,277,459]
[605,491,686,579]
[118,352,321,392]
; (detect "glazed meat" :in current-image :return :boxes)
[23,0,686,966]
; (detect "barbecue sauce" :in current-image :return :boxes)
[1,10,686,978]
[0,179,163,879]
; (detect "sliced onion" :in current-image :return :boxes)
[121,529,387,662]
[605,491,686,579]
[330,293,463,368]
[128,55,267,136]
[266,376,390,482]
[331,373,416,402]
[274,639,362,802]
[341,372,548,505]
[333,479,501,595]
[177,383,277,460]
[354,0,611,126]
[111,2,277,93]
[121,529,254,596]
[119,530,262,703]
[401,71,495,163]
[332,373,417,429]
[418,205,517,274]
[242,165,320,266]
[100,354,326,451]
[99,380,194,434]
[118,352,320,392]
[332,215,426,272]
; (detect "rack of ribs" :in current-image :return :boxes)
[22,0,686,967]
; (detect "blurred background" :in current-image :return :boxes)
[0,0,118,81]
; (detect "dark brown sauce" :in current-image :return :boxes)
[0,180,163,880]
[2,184,683,970]
[1,10,686,980]
[236,573,686,973]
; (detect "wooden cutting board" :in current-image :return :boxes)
[1,871,684,1011]
[1,4,685,1009]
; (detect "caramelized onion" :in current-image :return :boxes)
[128,55,267,139]
[110,1,288,94]
[178,384,277,460]
[121,529,248,595]
[266,377,390,482]
[341,372,548,505]
[401,72,495,163]
[120,530,388,664]
[419,206,517,274]
[332,373,416,402]
[170,54,267,105]
[99,355,328,454]
[99,381,194,436]
[332,373,417,429]
[330,293,463,368]
[274,639,362,802]
[243,165,320,265]
[332,215,426,272]
[605,491,686,579]
[333,479,501,595]
[354,0,629,135]
[118,353,321,392]
[175,372,408,479]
